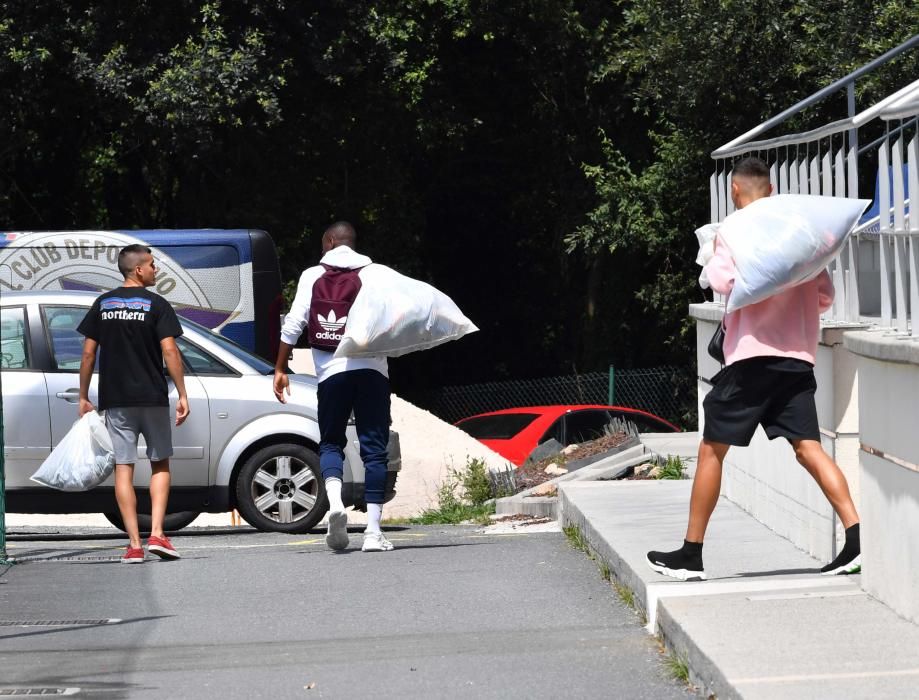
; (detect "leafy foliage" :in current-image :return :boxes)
[1,2,917,401]
[408,456,503,525]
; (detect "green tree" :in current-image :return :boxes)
[566,2,919,368]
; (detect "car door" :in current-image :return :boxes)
[0,304,51,488]
[40,303,211,488]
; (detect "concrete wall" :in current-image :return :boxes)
[690,303,864,561]
[844,331,919,624]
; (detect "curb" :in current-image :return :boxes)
[656,599,739,700]
[558,483,731,700]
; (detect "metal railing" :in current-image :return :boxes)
[709,34,919,336]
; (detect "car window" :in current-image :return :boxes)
[0,306,29,369]
[539,417,564,445]
[179,316,277,374]
[610,411,674,433]
[44,305,91,371]
[176,336,234,375]
[456,413,540,440]
[564,410,614,444]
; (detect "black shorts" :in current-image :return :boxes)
[703,357,820,447]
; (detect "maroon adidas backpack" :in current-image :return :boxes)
[307,264,366,351]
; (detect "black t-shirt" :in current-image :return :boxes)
[77,287,183,410]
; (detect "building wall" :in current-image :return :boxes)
[844,334,919,624]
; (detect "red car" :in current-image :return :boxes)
[454,405,680,466]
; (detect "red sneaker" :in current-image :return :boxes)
[147,535,181,560]
[121,546,145,564]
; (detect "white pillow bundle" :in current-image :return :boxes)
[334,264,478,358]
[717,194,870,312]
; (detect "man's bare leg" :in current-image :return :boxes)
[792,439,861,574]
[647,438,730,580]
[792,439,859,527]
[149,459,171,540]
[686,439,731,542]
[114,464,141,549]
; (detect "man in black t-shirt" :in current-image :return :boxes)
[77,244,190,564]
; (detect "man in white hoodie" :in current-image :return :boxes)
[273,221,393,552]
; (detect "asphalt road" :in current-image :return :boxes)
[0,523,693,699]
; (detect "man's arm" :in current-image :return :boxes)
[273,340,293,404]
[274,270,315,404]
[816,269,835,313]
[161,336,190,426]
[78,337,98,417]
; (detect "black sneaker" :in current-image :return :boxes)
[647,541,706,581]
[821,523,861,575]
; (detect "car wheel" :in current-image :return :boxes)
[104,510,200,533]
[235,443,327,533]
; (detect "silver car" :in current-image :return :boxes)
[0,290,400,533]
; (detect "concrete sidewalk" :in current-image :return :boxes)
[559,479,919,699]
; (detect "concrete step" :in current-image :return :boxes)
[558,480,919,699]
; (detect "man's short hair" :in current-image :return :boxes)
[118,244,152,278]
[325,221,357,246]
[732,156,770,181]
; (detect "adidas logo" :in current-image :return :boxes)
[318,310,347,332]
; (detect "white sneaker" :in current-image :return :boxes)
[326,511,349,551]
[361,532,394,552]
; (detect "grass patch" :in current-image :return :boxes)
[407,457,506,525]
[663,653,690,684]
[599,560,611,581]
[410,502,495,525]
[656,454,687,480]
[563,525,589,553]
[613,581,635,609]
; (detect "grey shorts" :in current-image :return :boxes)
[105,406,174,464]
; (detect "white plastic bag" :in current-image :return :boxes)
[31,411,115,491]
[718,194,870,312]
[694,223,719,289]
[333,264,478,358]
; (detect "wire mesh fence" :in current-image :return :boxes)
[426,365,697,428]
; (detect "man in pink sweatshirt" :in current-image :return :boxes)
[647,156,861,580]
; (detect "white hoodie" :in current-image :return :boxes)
[280,246,388,383]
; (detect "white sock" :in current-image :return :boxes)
[326,478,344,513]
[366,503,382,533]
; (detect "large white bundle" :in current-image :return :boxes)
[718,194,870,312]
[334,264,478,358]
[31,411,115,491]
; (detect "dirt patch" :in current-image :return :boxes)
[491,514,553,525]
[510,431,633,493]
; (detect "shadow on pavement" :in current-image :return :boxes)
[0,614,174,642]
[6,526,261,541]
[728,567,822,577]
[0,676,148,700]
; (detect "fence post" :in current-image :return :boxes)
[608,365,615,405]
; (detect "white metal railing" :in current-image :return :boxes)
[708,40,919,334]
[879,107,919,336]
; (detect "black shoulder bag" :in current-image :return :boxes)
[707,321,725,364]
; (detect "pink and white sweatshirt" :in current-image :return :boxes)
[705,236,834,366]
